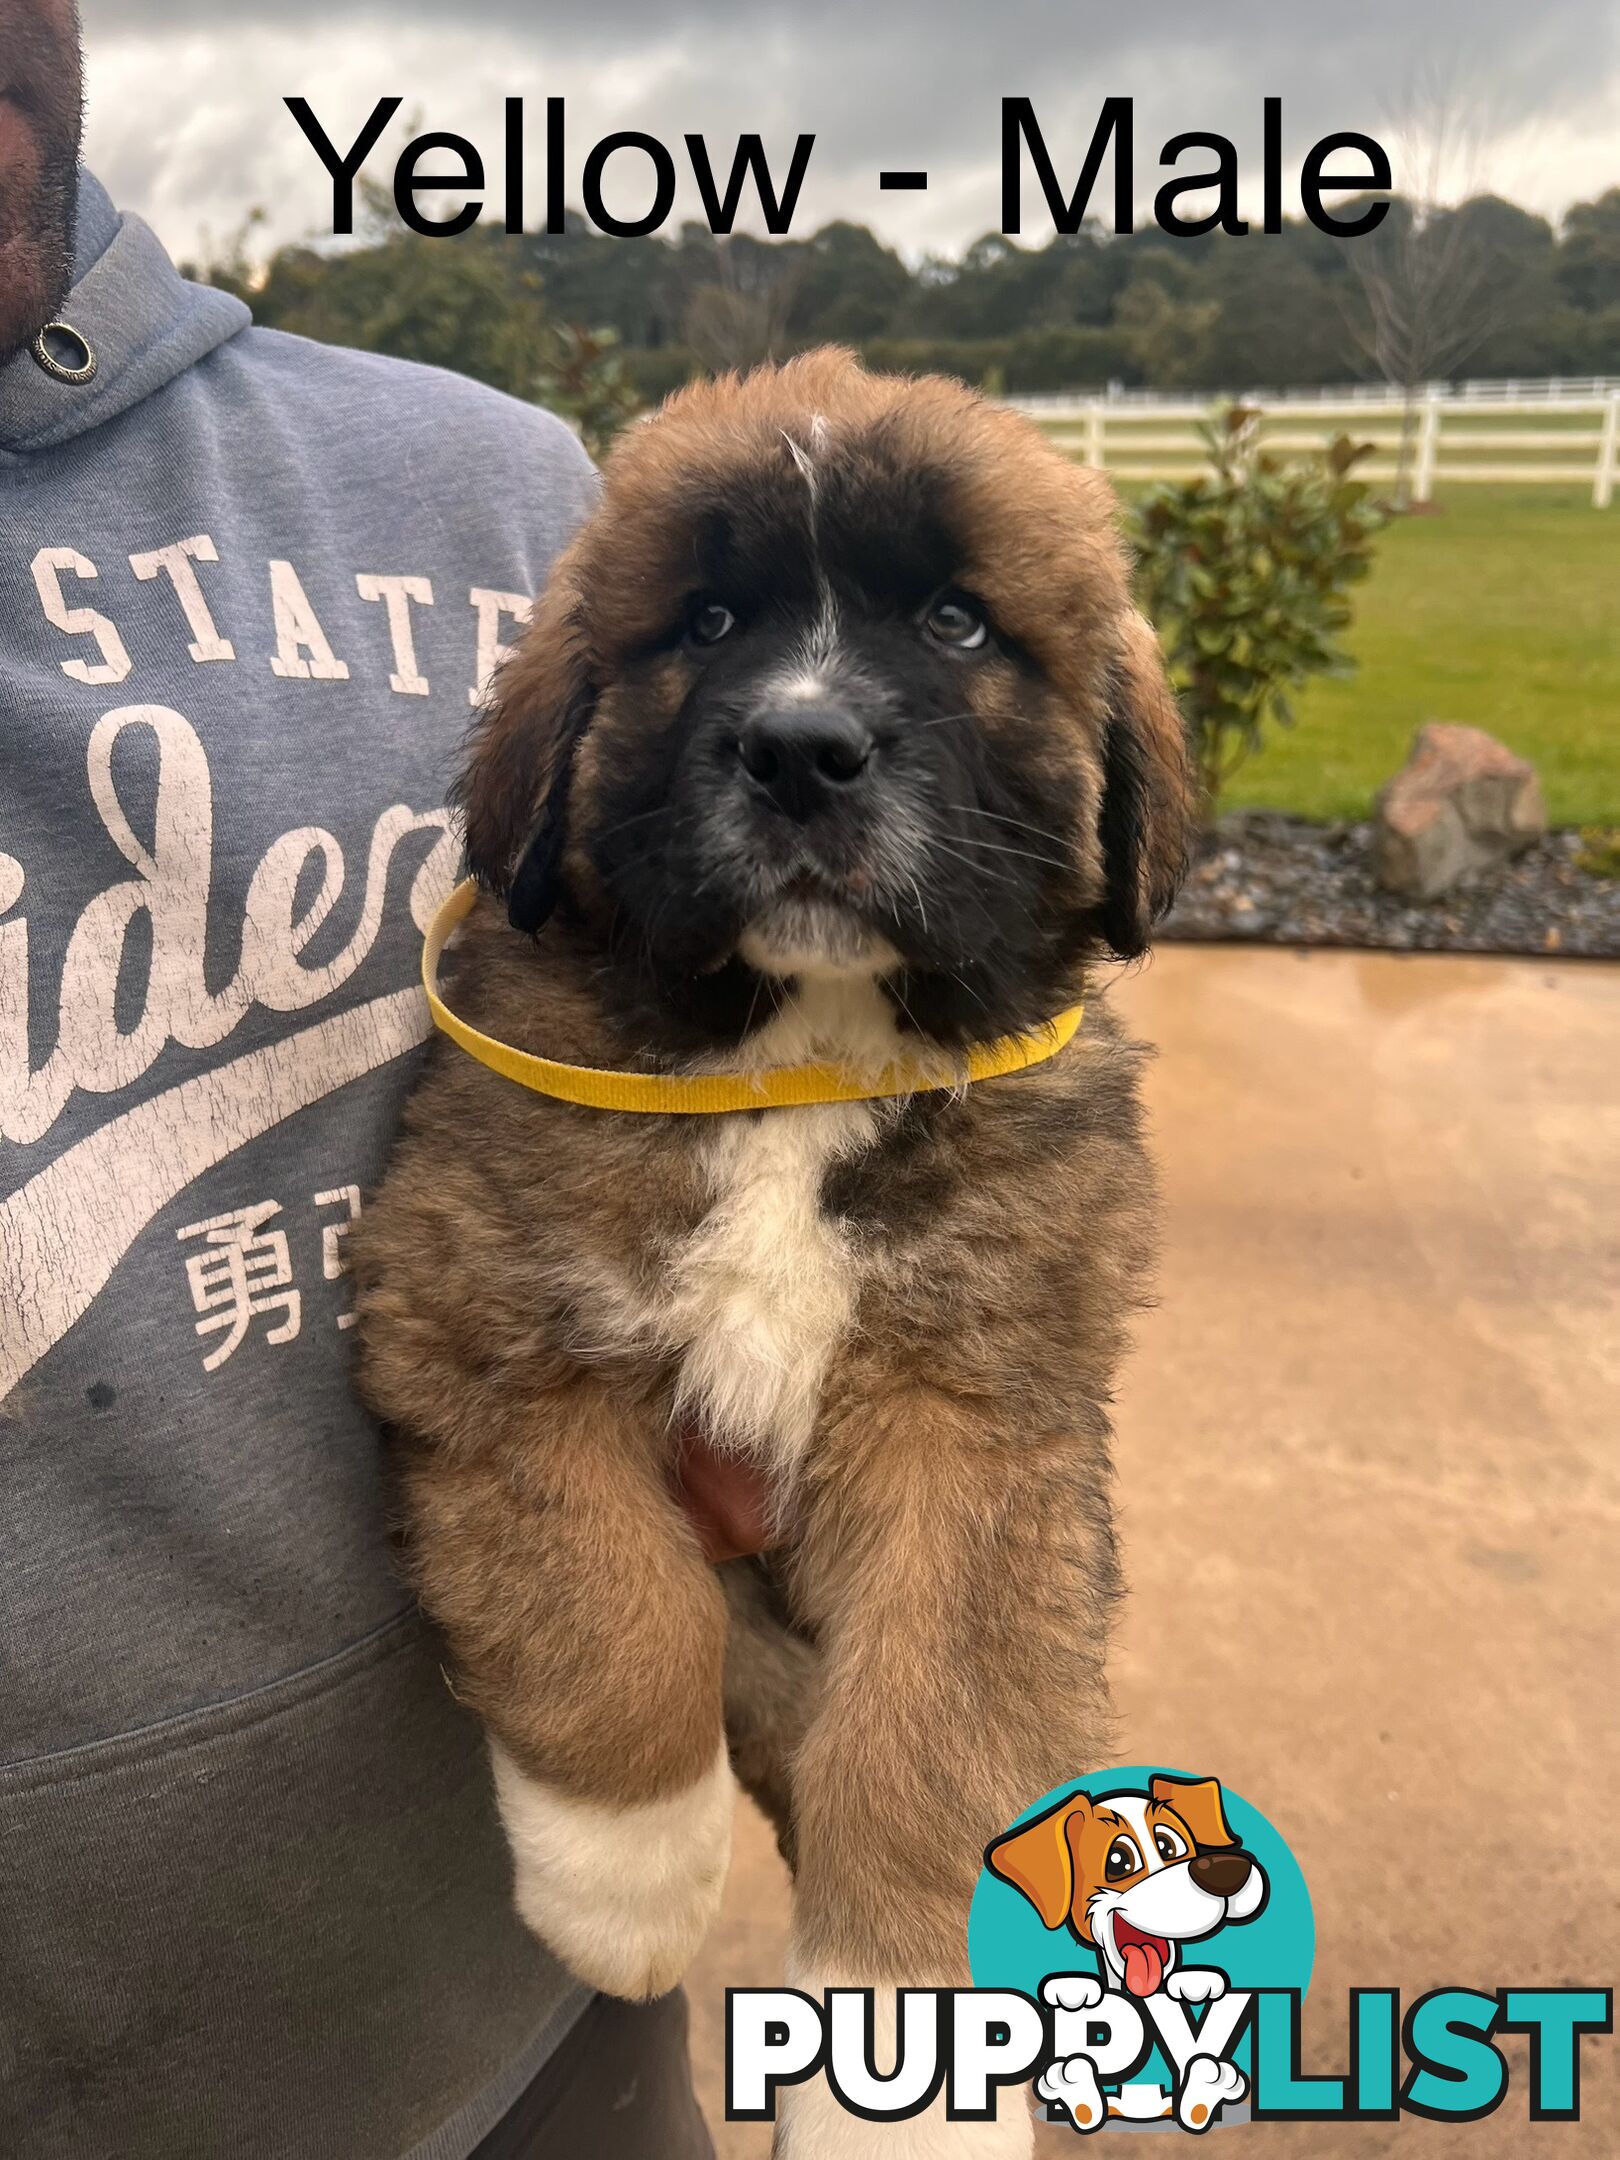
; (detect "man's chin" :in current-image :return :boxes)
[0,261,55,366]
[737,897,900,980]
[0,120,80,366]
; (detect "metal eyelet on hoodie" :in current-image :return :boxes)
[30,321,98,387]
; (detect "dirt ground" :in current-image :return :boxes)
[684,943,1619,2155]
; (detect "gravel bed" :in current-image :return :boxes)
[1160,815,1620,958]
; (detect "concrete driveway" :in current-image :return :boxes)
[686,943,1619,2155]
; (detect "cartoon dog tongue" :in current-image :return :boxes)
[1117,1928,1167,1997]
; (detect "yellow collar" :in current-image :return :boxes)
[423,877,1083,1115]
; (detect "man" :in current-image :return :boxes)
[0,6,756,2153]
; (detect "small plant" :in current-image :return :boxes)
[1574,828,1620,879]
[537,324,643,461]
[1129,407,1386,815]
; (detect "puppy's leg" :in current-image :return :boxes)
[401,1384,733,2001]
[775,1388,1119,2159]
[720,1556,821,1867]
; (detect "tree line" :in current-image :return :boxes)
[193,184,1620,407]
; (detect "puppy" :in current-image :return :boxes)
[354,348,1191,2157]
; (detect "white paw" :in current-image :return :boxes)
[488,1736,734,1999]
[1036,2054,1107,2134]
[1165,1968,1227,2004]
[1041,1973,1104,2013]
[1176,2054,1246,2132]
[774,2077,1032,2158]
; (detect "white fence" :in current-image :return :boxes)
[1007,383,1620,508]
[1013,376,1620,409]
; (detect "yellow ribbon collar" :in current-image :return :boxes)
[423,878,1083,1115]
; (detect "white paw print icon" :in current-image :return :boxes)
[1177,2053,1247,2132]
[1037,2051,1109,2134]
[1041,1974,1105,2013]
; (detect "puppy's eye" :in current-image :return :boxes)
[923,591,988,651]
[688,599,736,647]
[1154,1827,1188,1863]
[1104,1836,1142,1881]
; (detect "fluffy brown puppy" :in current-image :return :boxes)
[354,348,1191,2158]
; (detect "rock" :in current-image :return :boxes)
[1373,724,1547,901]
[1161,813,1617,958]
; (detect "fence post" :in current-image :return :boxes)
[1235,404,1261,478]
[1085,400,1104,471]
[1413,385,1442,505]
[1595,391,1619,510]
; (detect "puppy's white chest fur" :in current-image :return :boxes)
[669,1094,872,1466]
[588,975,895,1473]
[668,974,899,1468]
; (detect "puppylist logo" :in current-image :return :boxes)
[726,1767,1612,2135]
[981,1771,1274,2130]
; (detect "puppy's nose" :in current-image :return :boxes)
[736,706,873,821]
[1189,1850,1254,1899]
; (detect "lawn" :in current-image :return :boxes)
[1217,487,1619,826]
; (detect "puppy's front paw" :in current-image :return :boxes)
[489,1737,734,1999]
[1036,2053,1107,2134]
[774,2075,1033,2158]
[1176,2054,1246,2132]
[1041,1973,1104,2013]
[1165,1968,1227,2005]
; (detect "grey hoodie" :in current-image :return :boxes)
[0,176,597,2158]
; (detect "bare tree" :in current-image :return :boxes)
[680,233,801,373]
[1347,76,1510,507]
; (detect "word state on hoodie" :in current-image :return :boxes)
[29,533,532,705]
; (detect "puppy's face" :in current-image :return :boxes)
[986,1776,1269,1999]
[461,350,1190,1047]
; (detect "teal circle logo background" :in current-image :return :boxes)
[968,1765,1314,2014]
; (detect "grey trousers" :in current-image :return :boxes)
[469,1991,716,2160]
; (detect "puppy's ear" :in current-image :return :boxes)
[1094,610,1194,960]
[985,1792,1089,1928]
[453,547,594,934]
[1150,1775,1237,1852]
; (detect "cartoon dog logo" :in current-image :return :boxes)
[986,1773,1268,2132]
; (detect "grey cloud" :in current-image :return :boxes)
[81,0,1618,113]
[78,0,1620,259]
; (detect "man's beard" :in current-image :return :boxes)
[0,3,85,366]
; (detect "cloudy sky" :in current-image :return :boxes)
[80,0,1620,264]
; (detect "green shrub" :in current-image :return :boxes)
[1129,409,1387,813]
[1574,828,1620,878]
[864,328,1137,390]
[620,345,705,402]
[536,324,642,460]
[617,328,1143,404]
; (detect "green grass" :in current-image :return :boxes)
[1217,488,1620,825]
